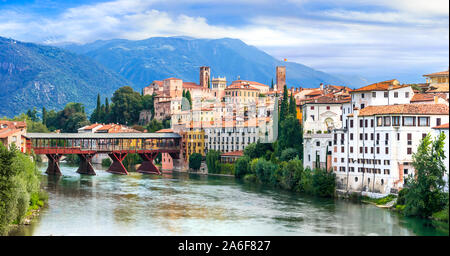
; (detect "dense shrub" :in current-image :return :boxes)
[189,153,202,171]
[280,148,299,162]
[312,169,336,197]
[101,158,112,167]
[0,143,45,235]
[220,163,235,175]
[254,158,277,184]
[235,156,251,178]
[206,150,221,174]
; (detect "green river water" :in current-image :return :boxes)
[9,163,449,236]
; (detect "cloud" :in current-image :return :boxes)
[0,0,447,83]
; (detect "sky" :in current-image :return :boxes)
[0,0,448,84]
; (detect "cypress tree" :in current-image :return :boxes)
[280,85,289,122]
[42,107,47,125]
[289,93,297,117]
[271,78,274,89]
[104,97,110,123]
[185,90,192,108]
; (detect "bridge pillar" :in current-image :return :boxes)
[137,153,160,175]
[107,153,128,175]
[77,154,96,175]
[46,154,63,175]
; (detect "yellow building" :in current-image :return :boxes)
[423,70,449,85]
[183,129,205,161]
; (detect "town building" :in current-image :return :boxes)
[332,104,449,196]
[0,121,27,152]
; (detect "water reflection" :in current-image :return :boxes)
[8,163,449,236]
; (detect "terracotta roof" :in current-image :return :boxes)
[231,80,269,87]
[426,83,449,93]
[303,95,349,104]
[410,93,447,102]
[221,150,244,157]
[355,104,449,116]
[83,123,103,130]
[305,90,322,96]
[225,83,259,91]
[433,123,449,129]
[156,129,174,133]
[0,128,22,138]
[352,79,408,92]
[182,82,202,88]
[423,70,449,77]
[0,120,27,129]
[165,77,182,81]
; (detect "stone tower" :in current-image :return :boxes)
[276,66,286,91]
[200,66,211,89]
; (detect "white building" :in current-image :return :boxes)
[332,104,449,196]
[432,123,449,191]
[302,95,349,169]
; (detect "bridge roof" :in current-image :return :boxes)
[24,132,181,139]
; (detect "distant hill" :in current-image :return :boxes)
[64,37,366,89]
[0,36,132,117]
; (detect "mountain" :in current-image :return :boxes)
[64,37,365,89]
[0,36,132,118]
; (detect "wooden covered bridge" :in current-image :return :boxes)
[24,133,182,176]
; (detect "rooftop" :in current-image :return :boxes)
[423,70,449,77]
[24,133,181,139]
[433,123,449,129]
[352,79,409,92]
[351,104,449,117]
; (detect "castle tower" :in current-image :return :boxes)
[276,66,286,91]
[200,66,211,89]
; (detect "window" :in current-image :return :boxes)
[350,120,354,128]
[403,116,416,126]
[361,93,365,98]
[407,148,412,154]
[371,119,374,127]
[311,106,314,110]
[365,119,368,127]
[383,116,391,126]
[377,117,383,126]
[405,92,409,98]
[350,133,354,140]
[316,141,320,146]
[341,146,344,153]
[422,133,427,139]
[397,133,400,140]
[407,133,412,145]
[326,106,330,110]
[365,147,368,153]
[418,117,429,126]
[371,147,374,154]
[355,177,358,182]
[404,169,408,175]
[385,133,389,141]
[370,133,374,140]
[384,92,388,98]
[372,92,376,98]
[311,115,315,121]
[385,147,389,154]
[392,116,401,126]
[360,133,363,140]
[437,118,441,126]
[361,104,365,109]
[394,92,398,98]
[365,133,368,140]
[359,147,363,153]
[341,158,344,163]
[376,147,380,154]
[350,147,354,153]
[360,120,363,128]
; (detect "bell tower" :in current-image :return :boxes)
[200,66,210,89]
[276,66,286,91]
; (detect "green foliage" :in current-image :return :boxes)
[26,108,39,122]
[432,204,449,223]
[279,158,303,190]
[65,154,80,165]
[12,113,49,133]
[110,86,144,125]
[396,188,409,205]
[235,156,251,178]
[311,169,336,197]
[280,148,299,162]
[403,133,448,218]
[206,150,221,174]
[0,143,43,235]
[243,174,257,183]
[254,158,277,184]
[122,153,142,171]
[243,142,274,160]
[289,94,297,117]
[278,115,303,157]
[220,163,235,175]
[185,90,192,108]
[362,194,397,205]
[189,153,202,171]
[102,158,112,167]
[44,102,89,132]
[142,94,155,119]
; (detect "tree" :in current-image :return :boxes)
[91,93,101,123]
[278,115,303,157]
[110,86,144,125]
[26,108,38,122]
[235,156,251,178]
[279,85,289,122]
[146,119,164,133]
[42,107,47,125]
[403,133,448,218]
[206,150,221,174]
[104,97,110,122]
[289,94,297,117]
[312,168,336,197]
[254,158,277,184]
[271,78,274,89]
[142,94,154,119]
[185,90,192,108]
[280,148,299,162]
[189,153,202,171]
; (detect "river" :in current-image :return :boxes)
[9,163,448,236]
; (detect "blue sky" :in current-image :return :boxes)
[0,0,448,84]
